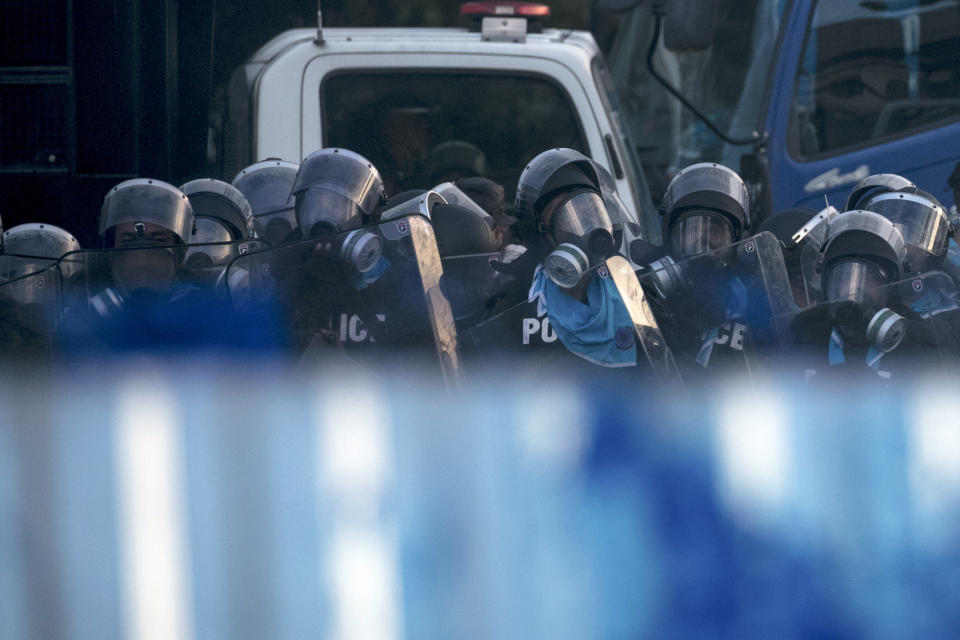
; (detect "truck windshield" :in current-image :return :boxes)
[322,71,587,200]
[606,0,787,200]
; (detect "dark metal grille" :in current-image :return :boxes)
[0,83,69,170]
[0,0,69,66]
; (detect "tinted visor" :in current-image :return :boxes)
[549,191,613,242]
[292,155,383,218]
[824,260,888,308]
[669,212,734,259]
[235,168,296,217]
[185,219,235,268]
[295,188,364,237]
[867,196,949,257]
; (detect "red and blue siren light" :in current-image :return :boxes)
[459,2,551,18]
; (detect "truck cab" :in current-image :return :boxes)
[607,0,960,218]
[222,3,662,242]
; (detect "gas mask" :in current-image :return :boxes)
[338,228,384,274]
[541,190,616,288]
[824,259,905,352]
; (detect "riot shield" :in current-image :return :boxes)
[0,262,62,360]
[224,215,460,380]
[50,241,276,354]
[638,231,797,382]
[604,255,683,387]
[777,270,960,379]
[459,256,685,388]
[60,239,268,311]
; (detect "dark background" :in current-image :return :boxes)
[0,0,618,248]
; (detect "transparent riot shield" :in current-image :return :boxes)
[777,270,960,379]
[225,215,460,380]
[0,262,62,360]
[440,253,505,330]
[182,239,270,292]
[604,255,684,387]
[459,255,684,388]
[638,231,797,382]
[59,239,268,314]
[51,242,276,354]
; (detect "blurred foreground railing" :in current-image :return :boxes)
[2,359,960,639]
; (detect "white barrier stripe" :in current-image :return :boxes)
[0,416,25,640]
[313,383,403,640]
[115,377,194,640]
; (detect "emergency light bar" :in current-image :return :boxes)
[461,2,549,40]
[460,2,550,17]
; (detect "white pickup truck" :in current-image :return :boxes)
[221,2,662,242]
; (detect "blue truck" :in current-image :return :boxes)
[604,0,960,218]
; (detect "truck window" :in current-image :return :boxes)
[789,0,960,159]
[321,71,586,197]
[606,0,786,199]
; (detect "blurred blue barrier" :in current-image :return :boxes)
[1,360,960,639]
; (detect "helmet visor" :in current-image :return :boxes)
[292,152,384,217]
[866,196,949,257]
[185,219,235,268]
[669,212,734,259]
[824,259,888,308]
[234,166,297,217]
[296,188,364,236]
[548,191,613,242]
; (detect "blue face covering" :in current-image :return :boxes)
[528,266,637,367]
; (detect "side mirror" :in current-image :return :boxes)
[663,0,719,52]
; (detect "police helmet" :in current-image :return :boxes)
[100,178,193,244]
[844,173,916,212]
[515,148,603,232]
[431,204,496,257]
[3,223,80,260]
[291,148,385,237]
[232,158,299,245]
[819,211,909,286]
[180,178,255,240]
[860,188,951,271]
[662,163,750,237]
[0,223,80,282]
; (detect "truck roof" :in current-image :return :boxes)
[247,27,601,65]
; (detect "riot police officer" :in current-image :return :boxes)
[290,147,386,237]
[858,185,951,274]
[98,178,194,302]
[180,178,256,286]
[855,180,960,329]
[0,223,80,357]
[661,162,750,260]
[232,158,299,245]
[789,211,957,380]
[630,163,795,383]
[505,147,637,367]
